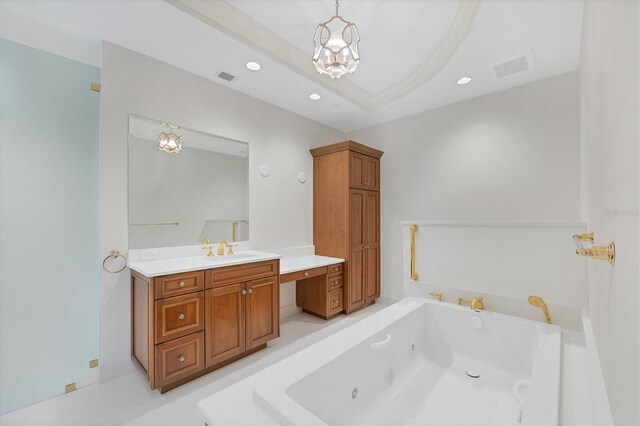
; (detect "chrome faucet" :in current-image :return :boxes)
[458,297,484,311]
[217,241,238,255]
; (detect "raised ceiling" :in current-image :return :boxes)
[0,0,583,132]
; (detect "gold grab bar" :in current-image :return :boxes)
[410,224,419,281]
[129,222,180,227]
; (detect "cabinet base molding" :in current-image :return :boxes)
[345,300,376,315]
[301,308,343,321]
[155,343,267,393]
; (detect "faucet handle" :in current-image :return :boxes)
[429,292,443,302]
[202,239,211,245]
[227,243,238,255]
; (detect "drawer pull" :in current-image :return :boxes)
[177,354,185,362]
[178,281,185,288]
[333,267,340,272]
[304,272,309,277]
[333,280,339,285]
[177,312,185,320]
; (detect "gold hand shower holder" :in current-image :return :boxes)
[572,233,615,264]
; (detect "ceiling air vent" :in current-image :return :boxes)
[491,51,535,79]
[217,71,236,82]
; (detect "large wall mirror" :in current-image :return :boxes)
[128,115,249,249]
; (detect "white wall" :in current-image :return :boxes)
[129,137,249,249]
[580,1,640,424]
[348,72,582,302]
[100,42,346,377]
[401,222,587,310]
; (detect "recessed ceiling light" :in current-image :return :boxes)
[246,62,261,71]
[457,76,472,85]
[309,93,321,100]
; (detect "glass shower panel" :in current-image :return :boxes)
[0,39,100,414]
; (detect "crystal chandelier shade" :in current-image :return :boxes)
[312,0,360,79]
[158,123,183,153]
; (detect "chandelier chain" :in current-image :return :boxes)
[335,0,339,16]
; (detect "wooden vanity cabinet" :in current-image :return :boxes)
[311,141,382,314]
[131,260,279,392]
[293,263,345,319]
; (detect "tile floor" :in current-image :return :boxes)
[0,304,385,426]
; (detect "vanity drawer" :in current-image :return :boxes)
[205,260,278,288]
[328,289,343,315]
[280,266,327,284]
[328,263,344,277]
[328,275,343,290]
[154,271,204,300]
[154,331,204,388]
[155,293,204,343]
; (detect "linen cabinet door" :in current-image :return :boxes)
[364,156,380,191]
[205,284,245,367]
[348,190,366,311]
[364,191,380,302]
[246,277,279,349]
[349,152,367,189]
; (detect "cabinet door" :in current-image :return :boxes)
[365,245,380,302]
[348,190,366,311]
[204,284,245,367]
[364,191,380,301]
[246,277,279,349]
[350,152,367,189]
[364,157,380,191]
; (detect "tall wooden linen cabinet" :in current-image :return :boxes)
[310,141,383,314]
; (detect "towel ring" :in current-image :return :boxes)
[102,250,128,274]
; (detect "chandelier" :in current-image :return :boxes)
[158,122,183,153]
[312,0,361,79]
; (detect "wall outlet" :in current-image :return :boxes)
[140,249,158,261]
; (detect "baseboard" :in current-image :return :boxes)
[99,358,136,383]
[280,304,302,319]
[377,294,401,306]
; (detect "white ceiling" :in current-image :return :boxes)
[0,0,584,132]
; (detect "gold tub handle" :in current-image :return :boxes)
[410,225,419,281]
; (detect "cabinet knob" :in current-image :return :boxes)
[333,280,339,285]
[303,272,309,277]
[178,281,185,288]
[177,312,185,320]
[242,289,247,295]
[248,288,253,294]
[177,354,185,362]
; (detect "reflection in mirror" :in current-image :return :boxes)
[128,115,249,249]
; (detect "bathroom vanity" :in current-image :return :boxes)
[129,253,280,392]
[280,255,345,319]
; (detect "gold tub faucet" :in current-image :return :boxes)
[458,297,484,311]
[528,295,552,324]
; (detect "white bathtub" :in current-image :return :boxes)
[197,297,561,425]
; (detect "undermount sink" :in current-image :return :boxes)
[203,252,259,262]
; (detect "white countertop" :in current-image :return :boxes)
[128,250,281,277]
[279,255,344,275]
